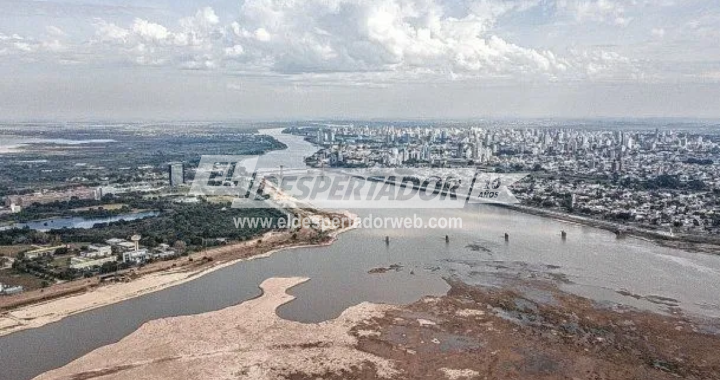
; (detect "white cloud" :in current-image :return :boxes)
[46,25,67,37]
[132,19,170,42]
[176,6,222,46]
[185,7,220,28]
[0,31,67,56]
[14,42,34,52]
[224,44,245,57]
[42,39,66,52]
[94,19,130,42]
[253,27,271,42]
[555,0,630,25]
[686,13,720,40]
[3,1,648,83]
[217,0,637,80]
[180,56,217,70]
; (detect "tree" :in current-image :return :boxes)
[173,240,187,254]
[100,261,118,274]
[688,180,706,191]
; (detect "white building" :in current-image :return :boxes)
[70,256,117,270]
[0,282,24,295]
[123,249,149,264]
[153,250,177,260]
[83,245,112,258]
[106,238,125,246]
[106,239,137,252]
[24,246,64,260]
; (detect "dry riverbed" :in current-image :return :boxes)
[33,275,720,380]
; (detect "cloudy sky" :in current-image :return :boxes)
[1,0,719,120]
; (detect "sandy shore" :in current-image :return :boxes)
[0,212,358,338]
[34,277,398,380]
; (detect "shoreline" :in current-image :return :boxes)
[330,170,720,254]
[34,276,399,380]
[0,211,359,338]
[494,203,720,254]
[0,210,159,229]
[31,275,720,380]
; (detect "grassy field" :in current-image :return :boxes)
[69,203,127,212]
[51,254,74,268]
[0,269,46,290]
[0,245,33,258]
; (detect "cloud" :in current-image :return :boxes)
[0,31,67,56]
[0,0,718,120]
[94,19,130,42]
[253,27,271,42]
[132,19,170,42]
[42,39,66,52]
[45,25,67,37]
[224,44,245,57]
[686,13,720,40]
[555,0,631,25]
[13,41,34,52]
[181,6,220,30]
[219,0,633,80]
[2,1,645,83]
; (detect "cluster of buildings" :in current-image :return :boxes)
[307,125,503,167]
[69,235,178,270]
[4,187,99,209]
[298,124,720,235]
[0,236,180,294]
[306,125,716,168]
[1,163,186,215]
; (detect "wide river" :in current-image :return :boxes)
[2,129,720,380]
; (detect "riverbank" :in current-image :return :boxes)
[0,209,358,338]
[0,128,332,337]
[495,203,720,254]
[33,275,720,380]
[34,277,399,380]
[335,171,720,255]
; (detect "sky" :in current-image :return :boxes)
[0,0,719,121]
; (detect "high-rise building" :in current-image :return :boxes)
[169,162,184,187]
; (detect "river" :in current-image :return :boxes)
[1,128,720,380]
[1,212,159,232]
[0,138,116,155]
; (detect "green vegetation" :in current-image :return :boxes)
[0,199,286,249]
[0,197,132,223]
[0,123,295,289]
[1,197,287,282]
[0,124,286,194]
